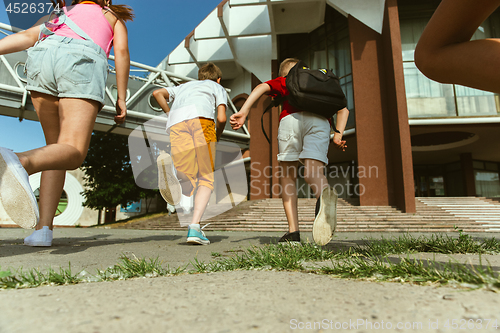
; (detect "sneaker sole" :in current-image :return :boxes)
[278,241,302,246]
[186,237,210,245]
[0,152,37,229]
[24,240,52,247]
[312,187,337,246]
[157,153,181,205]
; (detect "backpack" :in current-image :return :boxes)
[261,60,347,143]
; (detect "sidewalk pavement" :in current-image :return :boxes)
[1,228,499,333]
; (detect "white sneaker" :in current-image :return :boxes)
[312,186,338,246]
[157,153,181,205]
[0,147,38,229]
[24,226,53,247]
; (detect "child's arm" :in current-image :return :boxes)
[152,89,171,113]
[332,107,349,151]
[0,17,47,55]
[112,19,130,125]
[216,104,227,142]
[229,82,271,130]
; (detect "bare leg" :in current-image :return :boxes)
[37,171,66,230]
[17,94,99,174]
[280,161,299,232]
[18,92,99,230]
[303,159,328,199]
[415,0,500,92]
[190,185,212,225]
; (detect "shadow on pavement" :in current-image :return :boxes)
[0,234,185,257]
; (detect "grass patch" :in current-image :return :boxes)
[358,229,500,256]
[1,231,499,291]
[191,242,500,291]
[0,255,186,289]
[320,255,500,290]
[188,232,500,290]
[193,242,335,273]
[0,265,79,289]
[96,255,185,281]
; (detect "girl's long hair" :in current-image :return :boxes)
[50,0,134,22]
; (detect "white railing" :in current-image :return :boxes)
[0,22,250,140]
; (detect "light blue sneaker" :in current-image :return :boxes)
[187,224,210,245]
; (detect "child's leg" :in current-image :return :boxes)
[24,93,63,231]
[304,158,337,246]
[303,159,328,199]
[19,93,99,230]
[37,170,66,230]
[169,123,197,197]
[415,0,500,93]
[185,119,216,245]
[190,120,216,225]
[280,161,299,232]
[190,185,212,224]
[17,94,99,174]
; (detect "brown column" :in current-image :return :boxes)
[460,153,476,196]
[382,0,416,212]
[249,61,282,200]
[349,0,416,212]
[270,60,281,198]
[249,74,272,200]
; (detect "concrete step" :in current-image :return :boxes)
[121,197,500,232]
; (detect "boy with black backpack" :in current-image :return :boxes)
[230,58,349,245]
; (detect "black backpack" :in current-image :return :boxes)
[261,60,347,143]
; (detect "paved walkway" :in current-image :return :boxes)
[1,228,499,333]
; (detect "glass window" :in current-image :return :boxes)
[400,18,427,62]
[475,171,500,197]
[473,161,485,170]
[455,85,499,116]
[310,41,327,69]
[446,170,464,196]
[278,5,354,130]
[404,63,456,117]
[429,176,445,196]
[446,162,461,172]
[485,162,499,171]
[400,5,500,119]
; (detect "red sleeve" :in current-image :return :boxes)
[265,77,289,98]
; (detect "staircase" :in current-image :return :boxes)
[122,197,500,233]
[200,197,485,233]
[418,197,500,232]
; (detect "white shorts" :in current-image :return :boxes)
[277,112,330,165]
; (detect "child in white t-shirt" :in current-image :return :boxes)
[153,62,227,245]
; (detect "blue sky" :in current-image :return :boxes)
[0,0,221,152]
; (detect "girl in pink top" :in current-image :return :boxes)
[0,0,134,246]
[53,2,115,57]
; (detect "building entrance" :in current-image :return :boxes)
[414,166,446,197]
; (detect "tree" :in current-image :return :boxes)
[81,131,158,220]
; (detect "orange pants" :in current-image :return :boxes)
[170,118,217,196]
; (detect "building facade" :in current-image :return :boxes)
[162,0,500,213]
[1,0,499,227]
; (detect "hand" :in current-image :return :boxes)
[114,99,127,125]
[229,112,247,130]
[333,133,347,151]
